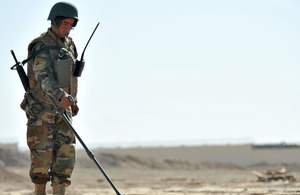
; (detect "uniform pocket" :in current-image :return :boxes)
[27,124,53,150]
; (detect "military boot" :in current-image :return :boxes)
[52,184,66,195]
[35,183,46,195]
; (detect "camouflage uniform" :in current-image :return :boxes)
[21,28,78,186]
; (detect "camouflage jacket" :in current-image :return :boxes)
[21,28,78,126]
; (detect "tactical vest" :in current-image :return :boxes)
[27,28,78,103]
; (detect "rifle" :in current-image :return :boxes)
[10,23,122,195]
[10,50,29,91]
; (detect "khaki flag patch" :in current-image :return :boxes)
[34,59,46,70]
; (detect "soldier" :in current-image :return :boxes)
[20,2,80,195]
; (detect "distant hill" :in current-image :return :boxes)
[99,144,300,166]
[0,143,29,167]
[0,143,243,170]
[76,150,244,170]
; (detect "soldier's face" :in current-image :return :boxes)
[58,18,75,35]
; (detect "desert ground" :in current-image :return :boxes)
[1,143,300,195]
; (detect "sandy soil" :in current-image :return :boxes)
[2,144,300,195]
[1,167,300,195]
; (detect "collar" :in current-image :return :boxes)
[47,28,67,48]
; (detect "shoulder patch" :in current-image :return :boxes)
[34,58,46,70]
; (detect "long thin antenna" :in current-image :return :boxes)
[80,22,100,62]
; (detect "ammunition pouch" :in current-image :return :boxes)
[20,93,30,114]
[54,58,74,87]
[20,90,46,123]
[73,60,85,77]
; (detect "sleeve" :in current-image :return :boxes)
[32,42,66,101]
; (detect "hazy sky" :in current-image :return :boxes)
[1,0,300,148]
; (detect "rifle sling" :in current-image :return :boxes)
[11,46,58,70]
[22,46,58,65]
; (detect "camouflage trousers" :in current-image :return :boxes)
[27,115,75,186]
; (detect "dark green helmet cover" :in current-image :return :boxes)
[48,2,78,26]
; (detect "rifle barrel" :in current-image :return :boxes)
[11,50,19,65]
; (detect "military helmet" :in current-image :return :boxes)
[48,2,78,26]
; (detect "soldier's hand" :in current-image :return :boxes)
[60,94,74,108]
[71,104,79,116]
